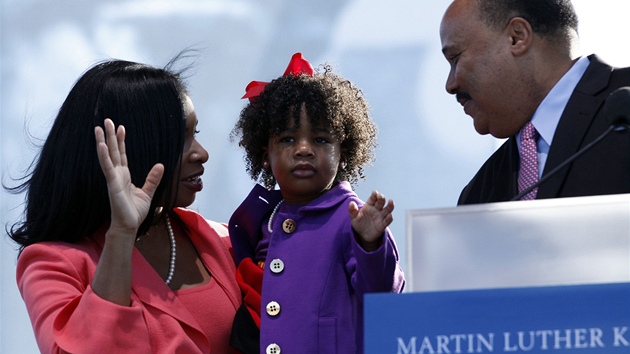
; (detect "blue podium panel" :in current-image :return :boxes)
[365,283,630,354]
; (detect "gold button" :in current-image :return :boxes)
[282,219,296,233]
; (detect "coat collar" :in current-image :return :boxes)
[229,181,355,264]
[284,181,355,213]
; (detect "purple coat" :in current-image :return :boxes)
[229,182,405,353]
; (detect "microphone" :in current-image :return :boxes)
[511,86,630,201]
[604,86,630,129]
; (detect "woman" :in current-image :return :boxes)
[6,57,241,353]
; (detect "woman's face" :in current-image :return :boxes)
[171,95,209,208]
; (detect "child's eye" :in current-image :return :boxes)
[315,137,330,144]
[279,136,294,143]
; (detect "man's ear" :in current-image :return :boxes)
[507,17,533,56]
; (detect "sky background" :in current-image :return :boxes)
[2,0,629,352]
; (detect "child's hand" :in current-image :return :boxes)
[348,190,395,251]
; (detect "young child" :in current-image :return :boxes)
[229,53,405,353]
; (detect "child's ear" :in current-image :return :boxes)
[262,148,269,169]
[339,150,347,170]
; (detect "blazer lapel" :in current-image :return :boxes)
[174,208,241,311]
[92,230,206,335]
[130,248,205,331]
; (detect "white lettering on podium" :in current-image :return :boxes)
[614,326,629,347]
[554,329,572,349]
[503,328,604,351]
[589,328,604,348]
[395,327,625,353]
[397,337,416,354]
[397,333,494,353]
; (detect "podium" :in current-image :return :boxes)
[365,194,630,353]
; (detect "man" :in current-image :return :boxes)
[440,0,630,205]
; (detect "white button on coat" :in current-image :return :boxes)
[269,259,284,273]
[266,343,281,354]
[266,301,281,316]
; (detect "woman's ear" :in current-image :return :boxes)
[507,17,533,56]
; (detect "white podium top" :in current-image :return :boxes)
[406,193,630,292]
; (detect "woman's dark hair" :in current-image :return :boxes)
[477,0,578,38]
[6,57,190,252]
[231,65,377,190]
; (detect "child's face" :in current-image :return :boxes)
[263,105,344,205]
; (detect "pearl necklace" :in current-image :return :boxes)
[267,200,284,233]
[135,215,176,285]
[164,215,176,285]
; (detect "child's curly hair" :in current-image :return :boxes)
[231,65,378,190]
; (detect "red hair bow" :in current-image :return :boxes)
[242,52,314,102]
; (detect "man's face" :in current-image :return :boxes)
[440,0,529,138]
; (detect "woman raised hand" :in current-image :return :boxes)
[95,118,164,236]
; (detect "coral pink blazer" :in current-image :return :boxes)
[16,208,241,354]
